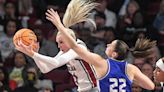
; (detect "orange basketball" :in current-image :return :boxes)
[13,28,37,50]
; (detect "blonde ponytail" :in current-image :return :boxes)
[62,0,98,28]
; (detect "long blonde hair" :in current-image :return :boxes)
[62,0,98,28]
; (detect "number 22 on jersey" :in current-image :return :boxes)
[109,78,126,92]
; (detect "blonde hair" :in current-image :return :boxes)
[62,0,98,28]
[57,29,76,39]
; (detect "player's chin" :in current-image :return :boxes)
[154,76,160,82]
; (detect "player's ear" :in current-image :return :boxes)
[112,52,118,58]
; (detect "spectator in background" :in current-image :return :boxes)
[3,2,18,22]
[132,83,142,92]
[153,0,164,33]
[47,29,58,43]
[119,0,143,28]
[17,0,34,16]
[8,51,28,91]
[132,58,145,69]
[14,66,40,92]
[16,0,33,28]
[118,0,145,47]
[95,0,117,28]
[153,0,164,56]
[0,19,18,63]
[0,0,5,18]
[0,0,5,31]
[38,79,53,92]
[0,67,11,92]
[141,63,154,80]
[33,29,58,57]
[94,12,106,30]
[118,0,130,17]
[27,0,47,26]
[84,0,117,30]
[0,53,2,67]
[93,27,116,58]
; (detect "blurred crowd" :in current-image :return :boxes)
[0,0,164,92]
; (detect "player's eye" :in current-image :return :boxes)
[59,41,63,44]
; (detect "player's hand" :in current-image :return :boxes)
[45,8,62,27]
[15,40,36,57]
[32,41,40,53]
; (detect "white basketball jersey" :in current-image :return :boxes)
[66,39,97,91]
[66,58,97,91]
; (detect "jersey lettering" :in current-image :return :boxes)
[109,78,126,92]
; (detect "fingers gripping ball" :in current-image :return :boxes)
[13,28,37,50]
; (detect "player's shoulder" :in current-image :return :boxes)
[127,63,140,72]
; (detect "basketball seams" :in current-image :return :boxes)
[13,28,37,46]
[20,29,37,45]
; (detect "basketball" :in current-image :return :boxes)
[13,28,37,49]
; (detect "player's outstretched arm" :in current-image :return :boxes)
[129,64,155,90]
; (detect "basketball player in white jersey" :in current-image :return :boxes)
[16,31,98,92]
[14,0,99,92]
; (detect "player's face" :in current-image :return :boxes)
[56,34,70,52]
[105,40,116,57]
[153,67,164,82]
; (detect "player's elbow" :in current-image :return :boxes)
[148,83,155,90]
[39,67,53,74]
[144,82,155,90]
[40,69,49,74]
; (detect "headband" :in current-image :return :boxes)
[156,59,164,72]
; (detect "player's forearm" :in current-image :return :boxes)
[32,51,77,73]
[139,76,155,90]
[32,52,59,73]
[134,66,155,90]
